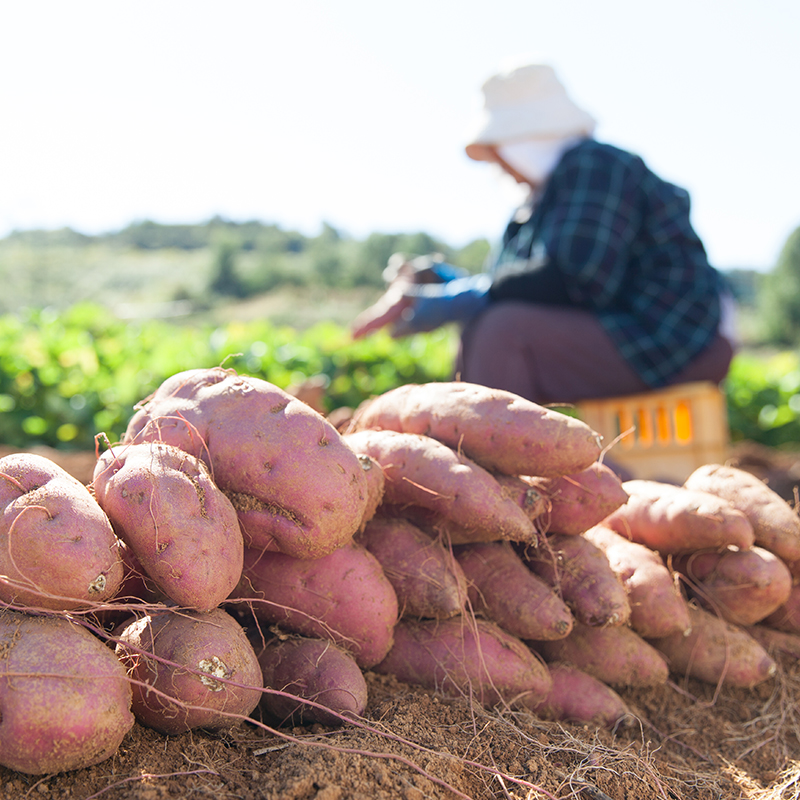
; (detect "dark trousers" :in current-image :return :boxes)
[455,301,734,406]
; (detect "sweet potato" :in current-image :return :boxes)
[232,541,398,668]
[0,609,134,775]
[115,607,263,735]
[674,546,792,626]
[93,540,166,630]
[684,463,800,574]
[257,636,368,726]
[349,381,602,477]
[343,429,535,546]
[649,605,777,688]
[603,479,756,555]
[0,452,124,611]
[93,442,244,612]
[760,584,800,633]
[374,617,552,708]
[534,621,669,688]
[454,541,573,641]
[582,524,691,638]
[521,662,631,729]
[493,473,549,533]
[123,367,369,559]
[356,516,467,619]
[744,625,800,659]
[524,462,629,536]
[357,453,385,529]
[522,533,631,627]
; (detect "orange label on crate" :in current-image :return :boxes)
[656,406,670,444]
[674,401,693,443]
[637,407,654,447]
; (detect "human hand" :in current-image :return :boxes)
[350,283,415,340]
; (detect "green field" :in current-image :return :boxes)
[0,299,797,453]
[0,220,792,453]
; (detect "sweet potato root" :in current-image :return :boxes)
[582,524,691,638]
[684,463,800,574]
[524,462,629,536]
[0,452,123,611]
[493,473,550,533]
[349,381,602,477]
[356,516,467,619]
[0,610,134,775]
[674,545,792,626]
[603,479,756,555]
[344,429,536,545]
[760,584,800,633]
[744,625,800,659]
[454,541,573,641]
[534,621,669,688]
[356,453,385,529]
[374,617,552,708]
[521,662,631,729]
[232,541,399,668]
[115,607,263,735]
[257,636,368,726]
[648,605,777,688]
[522,533,631,627]
[123,367,369,559]
[93,442,244,612]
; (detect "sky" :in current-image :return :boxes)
[1,1,798,271]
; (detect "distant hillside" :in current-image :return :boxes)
[0,218,492,322]
[0,217,765,327]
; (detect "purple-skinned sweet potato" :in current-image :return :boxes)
[343,429,536,546]
[522,533,631,628]
[524,462,629,536]
[493,473,549,535]
[257,636,368,726]
[374,617,552,708]
[0,452,123,611]
[454,541,573,641]
[684,463,800,575]
[349,381,602,477]
[603,479,755,555]
[582,524,691,638]
[534,621,669,688]
[674,545,792,626]
[231,541,398,668]
[760,584,800,633]
[745,624,800,659]
[0,609,134,775]
[521,662,631,729]
[648,605,777,688]
[114,607,263,735]
[356,516,467,619]
[356,453,385,530]
[123,367,369,559]
[93,442,244,612]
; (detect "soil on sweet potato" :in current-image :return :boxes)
[2,441,800,800]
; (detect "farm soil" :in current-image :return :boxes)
[2,442,800,800]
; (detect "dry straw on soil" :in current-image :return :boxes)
[2,608,800,800]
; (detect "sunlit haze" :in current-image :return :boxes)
[1,0,798,270]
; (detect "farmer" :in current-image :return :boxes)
[351,63,736,405]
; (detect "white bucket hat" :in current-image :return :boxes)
[465,64,596,162]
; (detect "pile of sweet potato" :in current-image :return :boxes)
[3,369,800,776]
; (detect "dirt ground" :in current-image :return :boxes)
[2,441,800,800]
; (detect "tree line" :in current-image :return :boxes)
[3,217,800,349]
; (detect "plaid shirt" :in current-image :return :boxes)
[488,139,723,387]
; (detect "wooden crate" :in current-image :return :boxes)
[576,381,730,483]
